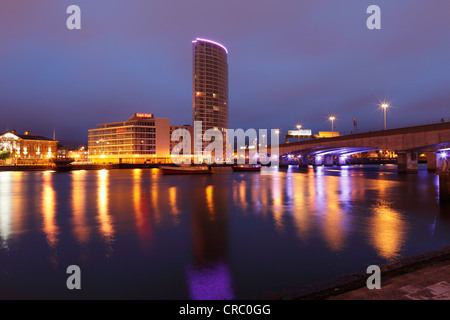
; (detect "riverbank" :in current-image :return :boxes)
[0,163,162,171]
[271,246,450,300]
[0,163,239,172]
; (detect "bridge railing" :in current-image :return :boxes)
[339,116,450,136]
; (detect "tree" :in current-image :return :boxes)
[0,150,11,161]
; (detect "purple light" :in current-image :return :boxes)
[187,262,234,300]
[193,38,228,54]
[441,152,448,159]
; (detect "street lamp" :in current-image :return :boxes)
[296,124,302,141]
[329,116,335,132]
[381,103,389,130]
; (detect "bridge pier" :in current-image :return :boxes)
[324,155,334,166]
[426,152,446,173]
[397,151,418,174]
[338,156,348,166]
[298,156,309,168]
[313,155,323,166]
[438,172,450,202]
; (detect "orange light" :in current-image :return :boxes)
[135,113,153,118]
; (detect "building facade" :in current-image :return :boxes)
[88,113,170,164]
[0,131,58,165]
[192,38,229,156]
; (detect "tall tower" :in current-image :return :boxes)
[192,38,229,155]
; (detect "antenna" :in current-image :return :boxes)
[53,128,56,140]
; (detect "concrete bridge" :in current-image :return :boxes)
[278,122,450,173]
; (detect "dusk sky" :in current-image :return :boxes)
[1,0,449,144]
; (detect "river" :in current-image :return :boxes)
[0,164,449,299]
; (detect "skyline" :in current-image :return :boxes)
[1,1,450,143]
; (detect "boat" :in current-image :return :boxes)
[231,164,262,172]
[51,158,75,171]
[160,165,213,175]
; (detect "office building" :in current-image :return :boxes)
[88,113,170,164]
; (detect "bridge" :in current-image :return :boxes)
[278,122,450,174]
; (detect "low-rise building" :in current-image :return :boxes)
[317,131,340,138]
[0,131,58,165]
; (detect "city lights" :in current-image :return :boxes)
[379,101,390,130]
[329,116,336,132]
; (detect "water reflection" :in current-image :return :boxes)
[42,171,59,266]
[97,170,114,257]
[71,170,89,244]
[205,185,216,221]
[133,169,152,249]
[1,166,446,299]
[0,172,25,250]
[233,180,248,212]
[0,172,12,248]
[288,174,311,242]
[42,172,58,247]
[150,170,162,225]
[322,176,348,252]
[369,200,406,260]
[271,174,285,232]
[169,186,181,224]
[187,181,234,300]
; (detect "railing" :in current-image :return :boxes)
[335,116,450,136]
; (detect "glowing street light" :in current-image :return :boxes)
[296,124,302,141]
[329,116,336,132]
[381,103,389,130]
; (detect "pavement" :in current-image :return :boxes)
[328,259,450,300]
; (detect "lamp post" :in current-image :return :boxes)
[329,116,335,133]
[296,124,301,141]
[381,103,389,130]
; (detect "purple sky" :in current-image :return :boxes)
[1,0,449,143]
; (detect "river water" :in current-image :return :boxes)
[0,164,449,299]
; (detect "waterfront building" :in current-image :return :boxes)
[192,38,229,156]
[88,113,170,164]
[317,131,340,138]
[0,131,57,165]
[57,146,89,163]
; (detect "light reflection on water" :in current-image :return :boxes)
[42,171,58,267]
[0,172,13,249]
[72,170,89,244]
[0,164,448,299]
[97,169,114,258]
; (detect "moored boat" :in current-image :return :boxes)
[51,158,75,171]
[231,164,261,172]
[160,165,213,175]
